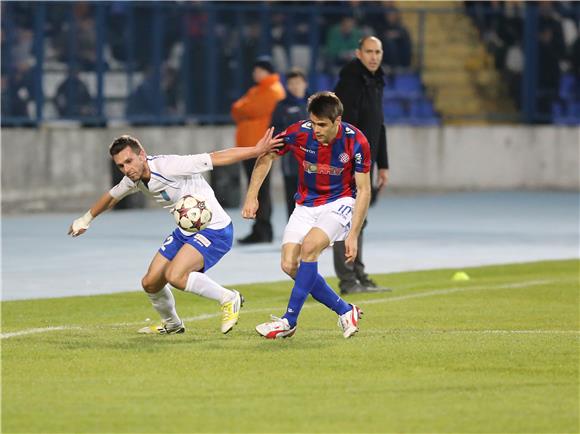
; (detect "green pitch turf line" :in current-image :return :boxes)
[2,276,576,340]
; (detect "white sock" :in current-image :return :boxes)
[147,285,181,327]
[184,272,234,304]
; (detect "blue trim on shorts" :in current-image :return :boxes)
[158,223,233,272]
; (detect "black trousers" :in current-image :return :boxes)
[242,158,273,237]
[332,222,368,289]
[333,163,377,288]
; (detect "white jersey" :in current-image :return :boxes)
[109,153,231,233]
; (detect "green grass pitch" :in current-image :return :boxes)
[2,259,579,433]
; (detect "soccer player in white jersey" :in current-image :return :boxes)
[68,128,282,335]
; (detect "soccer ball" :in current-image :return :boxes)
[172,194,212,233]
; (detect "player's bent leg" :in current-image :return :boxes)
[164,244,205,290]
[310,274,351,316]
[168,244,243,334]
[281,243,301,279]
[300,228,331,262]
[276,229,331,329]
[139,252,184,335]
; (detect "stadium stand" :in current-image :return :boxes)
[2,1,578,126]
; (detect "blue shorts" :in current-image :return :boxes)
[158,223,233,272]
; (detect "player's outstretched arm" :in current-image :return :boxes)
[242,152,277,219]
[210,127,282,167]
[345,171,371,262]
[68,192,118,237]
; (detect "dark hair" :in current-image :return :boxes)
[307,91,343,122]
[286,67,307,81]
[109,135,143,156]
[253,55,275,74]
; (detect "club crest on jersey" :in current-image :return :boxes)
[338,153,350,164]
[303,161,344,175]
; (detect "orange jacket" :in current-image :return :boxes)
[231,74,286,147]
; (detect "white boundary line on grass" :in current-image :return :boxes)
[0,326,82,339]
[2,278,578,340]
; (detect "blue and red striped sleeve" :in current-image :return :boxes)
[353,130,372,173]
[275,121,304,157]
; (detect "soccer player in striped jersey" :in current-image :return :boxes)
[68,128,282,335]
[242,91,371,339]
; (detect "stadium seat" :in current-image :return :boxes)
[393,73,422,98]
[558,74,577,101]
[383,100,405,123]
[551,101,565,124]
[315,73,334,92]
[409,99,440,125]
[568,101,580,124]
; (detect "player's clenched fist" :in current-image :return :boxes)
[242,198,259,219]
[68,211,93,237]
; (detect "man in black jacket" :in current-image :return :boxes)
[333,36,391,294]
[271,68,309,218]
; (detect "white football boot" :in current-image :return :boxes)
[220,290,244,334]
[338,304,363,338]
[138,321,185,335]
[256,315,297,339]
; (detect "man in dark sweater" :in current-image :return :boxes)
[333,36,391,294]
[271,68,309,218]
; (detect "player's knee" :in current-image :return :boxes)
[164,267,187,290]
[281,259,298,278]
[141,275,158,294]
[300,240,321,262]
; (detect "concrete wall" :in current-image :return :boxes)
[389,126,580,190]
[1,125,578,212]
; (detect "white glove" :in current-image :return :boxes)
[69,211,93,237]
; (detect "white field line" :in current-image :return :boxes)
[2,279,578,340]
[0,326,81,339]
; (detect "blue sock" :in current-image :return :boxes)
[283,261,318,327]
[310,274,351,315]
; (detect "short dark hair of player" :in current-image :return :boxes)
[286,67,307,81]
[307,91,343,122]
[109,135,143,156]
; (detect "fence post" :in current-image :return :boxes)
[95,2,106,122]
[33,3,45,124]
[522,3,538,124]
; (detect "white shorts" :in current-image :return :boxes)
[282,196,355,246]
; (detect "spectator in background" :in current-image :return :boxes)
[374,9,412,69]
[504,37,524,108]
[126,65,179,121]
[271,68,309,219]
[1,60,34,119]
[56,3,102,71]
[325,16,363,74]
[1,73,30,119]
[54,67,94,118]
[126,67,161,119]
[333,36,391,295]
[231,56,285,244]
